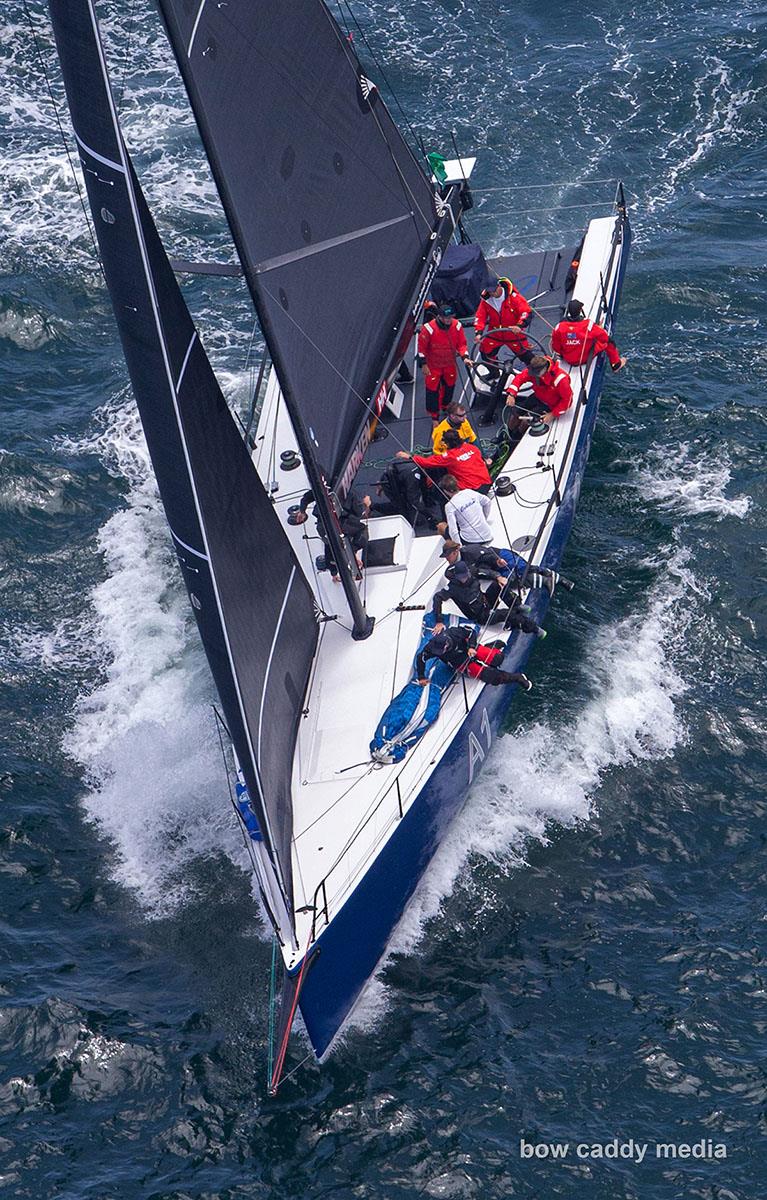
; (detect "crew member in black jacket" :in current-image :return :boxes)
[293,487,369,581]
[441,539,573,596]
[415,625,532,689]
[430,559,546,636]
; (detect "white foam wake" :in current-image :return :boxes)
[635,441,751,519]
[344,547,696,1035]
[60,397,245,916]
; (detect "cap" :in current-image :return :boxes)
[429,632,450,654]
[483,276,500,294]
[566,299,585,320]
[450,561,471,582]
[440,540,462,558]
[436,302,456,318]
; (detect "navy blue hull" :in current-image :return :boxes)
[297,220,631,1057]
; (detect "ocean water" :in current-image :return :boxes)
[2,1,766,1196]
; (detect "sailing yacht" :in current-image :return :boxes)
[49,0,630,1088]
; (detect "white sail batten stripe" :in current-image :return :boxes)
[176,331,198,391]
[85,1,292,913]
[74,130,125,174]
[170,527,208,561]
[187,0,208,58]
[254,214,412,276]
[257,568,296,766]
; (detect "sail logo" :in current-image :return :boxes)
[373,380,388,416]
[359,75,377,101]
[468,708,492,782]
[356,73,379,112]
[338,379,390,497]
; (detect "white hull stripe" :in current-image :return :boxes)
[74,130,125,175]
[170,528,209,561]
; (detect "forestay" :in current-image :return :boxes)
[49,0,318,910]
[156,0,440,485]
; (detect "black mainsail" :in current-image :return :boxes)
[155,0,441,487]
[49,0,318,915]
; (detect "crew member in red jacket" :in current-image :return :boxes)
[417,303,470,420]
[504,354,573,432]
[474,276,534,364]
[551,299,627,371]
[396,429,492,493]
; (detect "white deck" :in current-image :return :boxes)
[250,216,621,967]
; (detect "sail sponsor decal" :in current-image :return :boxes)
[338,418,376,500]
[374,379,388,416]
[337,245,446,499]
[468,707,492,783]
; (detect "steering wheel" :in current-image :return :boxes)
[464,326,548,395]
[471,324,548,363]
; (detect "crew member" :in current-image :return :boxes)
[396,429,492,493]
[429,559,547,639]
[417,302,470,420]
[474,276,534,364]
[431,402,477,455]
[294,488,370,582]
[415,625,532,690]
[439,475,493,545]
[551,299,627,371]
[374,459,440,529]
[504,354,573,434]
[441,539,574,595]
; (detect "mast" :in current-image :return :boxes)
[155,0,446,640]
[258,304,374,641]
[335,184,465,497]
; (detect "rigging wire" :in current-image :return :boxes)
[114,0,139,114]
[475,199,613,219]
[266,937,278,1088]
[21,0,105,286]
[473,178,624,193]
[334,0,432,174]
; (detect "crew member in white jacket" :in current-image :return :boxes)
[438,474,493,545]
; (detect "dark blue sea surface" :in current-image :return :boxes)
[2,1,766,1196]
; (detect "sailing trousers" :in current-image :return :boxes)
[424,366,457,419]
[481,351,535,423]
[463,646,525,686]
[483,581,543,635]
[453,596,509,627]
[480,335,534,363]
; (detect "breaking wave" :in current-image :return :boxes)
[0,449,75,514]
[635,441,752,519]
[59,397,245,917]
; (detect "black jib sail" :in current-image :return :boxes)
[156,0,440,486]
[49,0,318,911]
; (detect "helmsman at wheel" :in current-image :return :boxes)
[473,276,534,365]
[504,354,573,435]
